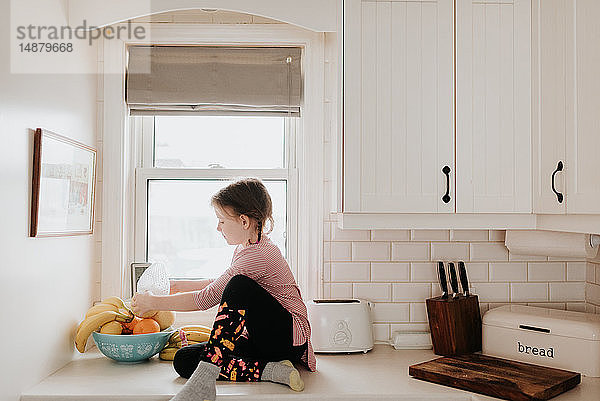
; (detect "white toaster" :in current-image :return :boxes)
[307,299,374,353]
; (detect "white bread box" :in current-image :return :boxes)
[482,305,600,376]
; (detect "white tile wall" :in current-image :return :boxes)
[528,262,565,282]
[587,262,600,312]
[470,243,508,261]
[352,242,390,261]
[511,283,548,302]
[391,243,430,261]
[353,283,391,301]
[372,303,409,322]
[489,263,527,282]
[330,283,352,298]
[391,283,431,302]
[331,262,370,282]
[411,230,449,241]
[331,242,351,261]
[567,262,586,281]
[549,282,585,302]
[371,230,410,241]
[323,220,589,342]
[431,243,469,261]
[371,263,409,282]
[410,263,438,281]
[451,229,489,241]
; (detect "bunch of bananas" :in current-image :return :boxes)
[75,296,134,353]
[159,325,212,361]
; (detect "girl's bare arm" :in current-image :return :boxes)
[169,279,213,294]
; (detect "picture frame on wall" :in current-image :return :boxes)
[30,128,96,237]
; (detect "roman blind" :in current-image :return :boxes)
[126,45,302,116]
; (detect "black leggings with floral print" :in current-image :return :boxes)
[173,274,306,382]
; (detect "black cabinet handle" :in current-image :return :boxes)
[442,166,451,204]
[551,161,564,203]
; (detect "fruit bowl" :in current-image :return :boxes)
[92,329,175,362]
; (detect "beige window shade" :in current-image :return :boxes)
[126,46,302,116]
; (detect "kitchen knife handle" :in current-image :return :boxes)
[437,261,448,298]
[458,261,470,296]
[448,262,459,298]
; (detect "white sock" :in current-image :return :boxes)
[260,360,304,391]
[171,361,220,401]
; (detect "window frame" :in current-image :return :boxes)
[133,115,299,280]
[100,23,324,303]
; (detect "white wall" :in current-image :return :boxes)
[0,1,98,400]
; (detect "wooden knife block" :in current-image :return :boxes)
[426,294,482,356]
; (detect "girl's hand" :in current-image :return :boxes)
[169,280,179,295]
[131,291,155,316]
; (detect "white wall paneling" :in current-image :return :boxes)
[344,0,454,213]
[534,0,600,215]
[534,0,567,214]
[456,0,532,213]
[567,0,600,213]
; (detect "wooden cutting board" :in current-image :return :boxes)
[409,353,580,401]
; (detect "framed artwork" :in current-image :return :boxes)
[30,128,96,237]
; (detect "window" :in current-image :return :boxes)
[134,115,298,280]
[102,24,322,303]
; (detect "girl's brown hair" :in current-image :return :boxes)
[211,178,274,242]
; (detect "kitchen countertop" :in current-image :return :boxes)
[20,345,600,401]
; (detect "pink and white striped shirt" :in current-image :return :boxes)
[193,236,316,372]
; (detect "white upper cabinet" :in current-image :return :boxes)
[344,0,454,213]
[534,0,567,214]
[535,0,600,214]
[456,0,532,213]
[343,0,532,214]
[568,0,600,213]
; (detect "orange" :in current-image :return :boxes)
[133,318,161,335]
[121,316,142,334]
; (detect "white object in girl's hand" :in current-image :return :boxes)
[136,262,170,295]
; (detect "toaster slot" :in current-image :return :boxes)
[518,324,550,333]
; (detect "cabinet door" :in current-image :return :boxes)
[456,0,532,213]
[534,0,567,214]
[344,0,454,212]
[566,0,600,213]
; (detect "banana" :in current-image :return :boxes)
[75,311,132,353]
[179,325,212,333]
[172,340,203,348]
[84,303,118,319]
[101,296,127,309]
[100,321,123,335]
[169,330,210,344]
[100,296,134,318]
[159,347,179,361]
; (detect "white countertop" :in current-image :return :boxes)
[20,345,600,401]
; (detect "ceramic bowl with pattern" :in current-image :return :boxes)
[92,329,175,362]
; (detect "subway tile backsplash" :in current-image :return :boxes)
[323,222,590,342]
